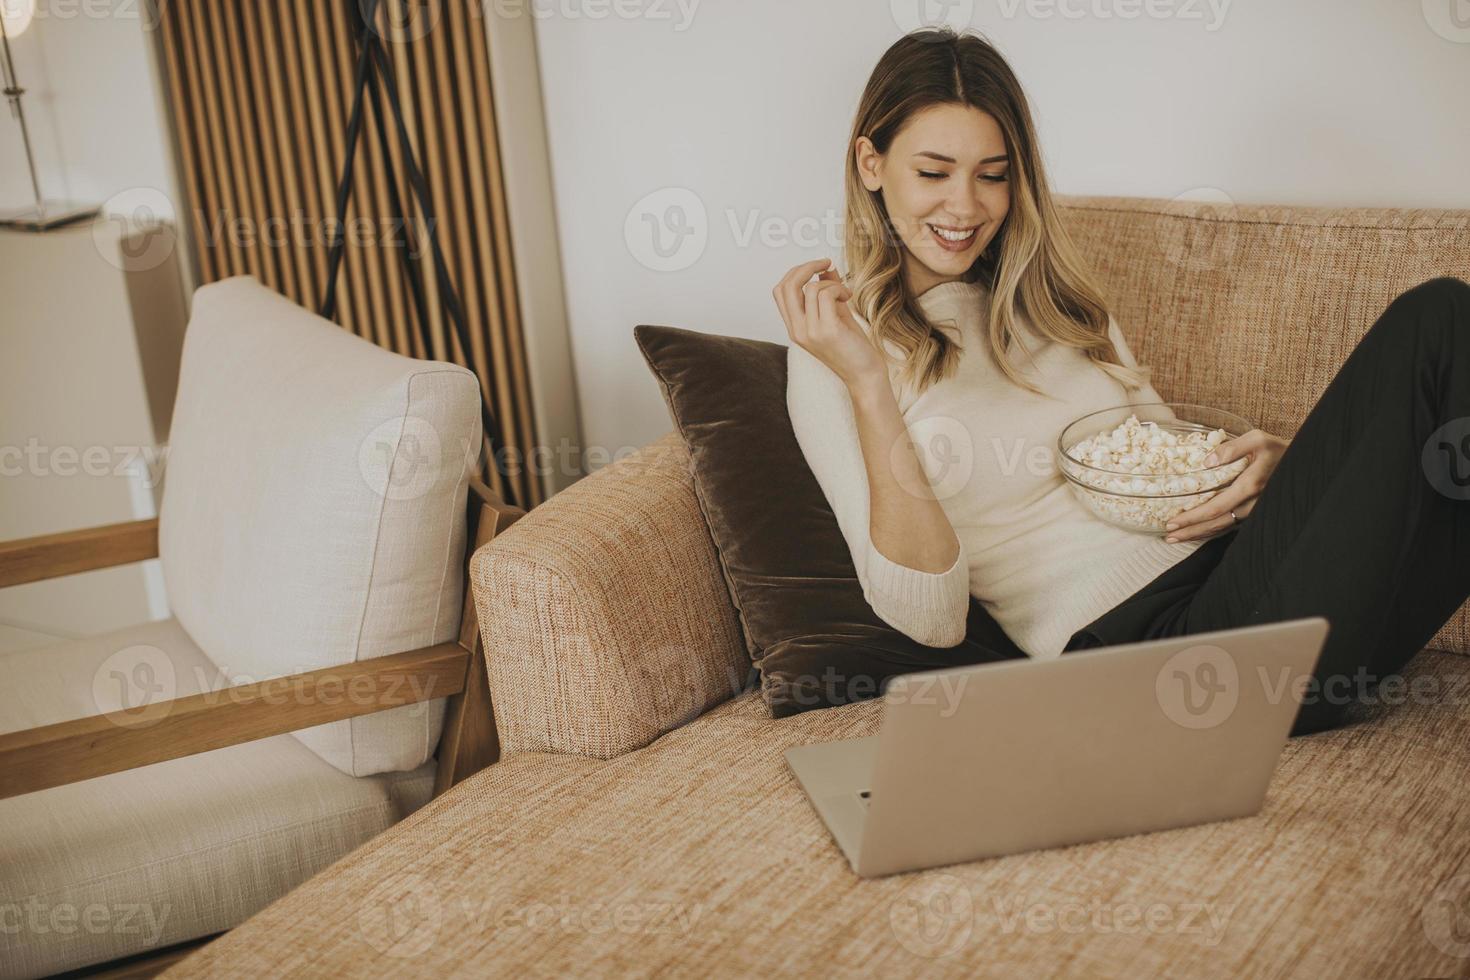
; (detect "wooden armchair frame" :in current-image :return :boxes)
[0,480,522,801]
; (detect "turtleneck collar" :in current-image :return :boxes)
[912,277,1044,356]
[913,279,988,344]
[913,278,987,321]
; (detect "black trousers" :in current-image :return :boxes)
[1055,275,1470,737]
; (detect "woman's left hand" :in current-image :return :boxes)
[1163,428,1290,543]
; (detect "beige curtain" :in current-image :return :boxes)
[157,0,542,509]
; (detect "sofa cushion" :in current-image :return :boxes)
[0,619,434,979]
[634,324,1025,718]
[160,275,480,776]
[166,647,1470,977]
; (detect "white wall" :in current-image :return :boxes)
[0,0,179,220]
[530,0,1470,462]
[0,2,184,648]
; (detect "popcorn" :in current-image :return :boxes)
[1060,413,1249,534]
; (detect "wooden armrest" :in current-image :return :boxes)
[431,479,527,796]
[0,518,161,588]
[0,641,469,799]
[0,479,528,800]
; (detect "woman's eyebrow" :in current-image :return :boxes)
[913,150,1010,164]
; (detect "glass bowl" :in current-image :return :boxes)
[1057,402,1254,535]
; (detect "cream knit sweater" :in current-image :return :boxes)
[786,279,1203,658]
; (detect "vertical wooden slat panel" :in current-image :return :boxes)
[202,2,264,284]
[240,0,301,304]
[402,10,448,362]
[337,8,395,353]
[362,61,412,361]
[156,0,546,509]
[317,2,374,343]
[464,3,538,503]
[450,1,515,502]
[181,1,243,277]
[281,2,336,315]
[158,2,215,284]
[437,5,496,481]
[383,1,430,361]
[238,0,298,302]
[293,0,358,335]
[220,2,281,292]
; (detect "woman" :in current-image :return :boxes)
[773,27,1470,736]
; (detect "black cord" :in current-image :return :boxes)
[320,0,519,510]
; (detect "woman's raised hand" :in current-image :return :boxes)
[773,258,887,390]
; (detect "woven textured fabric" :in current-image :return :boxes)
[1055,195,1470,655]
[470,431,751,758]
[468,197,1468,762]
[166,648,1470,978]
[469,198,1470,759]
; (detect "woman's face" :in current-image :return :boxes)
[856,103,1011,295]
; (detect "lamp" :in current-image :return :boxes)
[0,0,99,230]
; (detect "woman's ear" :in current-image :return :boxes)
[855,136,883,193]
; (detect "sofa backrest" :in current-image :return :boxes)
[1057,194,1470,655]
[160,275,482,776]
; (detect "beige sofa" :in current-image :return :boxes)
[167,196,1470,978]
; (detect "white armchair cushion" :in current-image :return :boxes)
[159,275,480,776]
[0,619,435,979]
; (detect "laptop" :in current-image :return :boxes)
[785,617,1330,878]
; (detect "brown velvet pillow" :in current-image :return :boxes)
[633,324,1026,718]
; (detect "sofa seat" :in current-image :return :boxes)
[0,619,435,979]
[165,647,1469,978]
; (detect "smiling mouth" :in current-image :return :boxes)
[927,222,980,252]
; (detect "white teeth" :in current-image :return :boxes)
[930,224,978,242]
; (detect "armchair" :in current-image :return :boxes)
[0,277,522,978]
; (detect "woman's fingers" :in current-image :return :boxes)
[776,259,837,339]
[805,280,851,336]
[1165,510,1238,543]
[1165,475,1258,537]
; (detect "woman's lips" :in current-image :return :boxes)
[927,223,980,253]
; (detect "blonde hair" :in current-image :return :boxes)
[843,27,1151,398]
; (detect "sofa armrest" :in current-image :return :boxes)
[469,431,751,759]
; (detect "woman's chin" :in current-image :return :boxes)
[918,247,979,276]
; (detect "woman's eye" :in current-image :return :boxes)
[981,173,1009,183]
[918,170,947,180]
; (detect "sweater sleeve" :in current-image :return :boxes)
[785,341,971,648]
